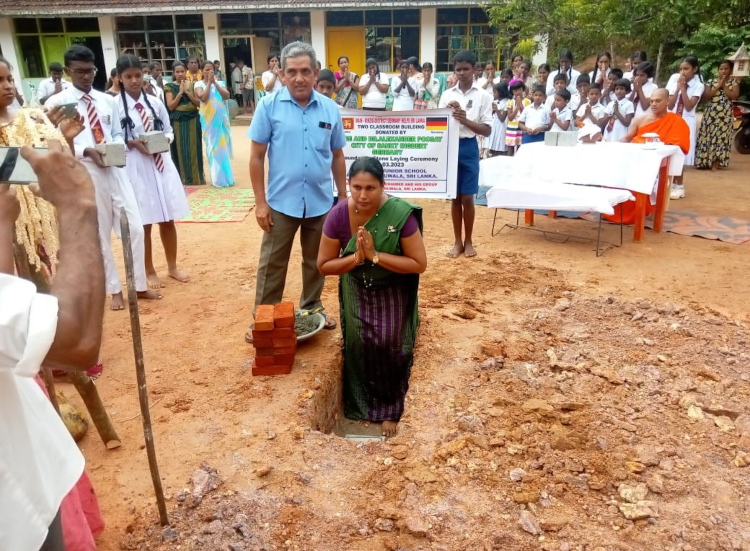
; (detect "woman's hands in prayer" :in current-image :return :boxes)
[357,226,376,261]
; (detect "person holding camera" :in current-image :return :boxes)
[0,139,106,551]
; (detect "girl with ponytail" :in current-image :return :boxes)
[546,49,580,96]
[589,52,612,87]
[116,54,191,288]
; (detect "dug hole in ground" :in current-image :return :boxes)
[68,126,750,551]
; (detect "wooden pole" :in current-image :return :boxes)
[67,371,122,449]
[120,208,169,527]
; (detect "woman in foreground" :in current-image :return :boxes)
[317,157,427,437]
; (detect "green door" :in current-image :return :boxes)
[42,36,68,68]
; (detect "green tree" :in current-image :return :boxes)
[488,0,750,81]
[676,24,750,78]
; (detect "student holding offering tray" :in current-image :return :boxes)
[45,44,159,311]
[116,54,190,290]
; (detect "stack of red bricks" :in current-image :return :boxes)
[251,302,298,376]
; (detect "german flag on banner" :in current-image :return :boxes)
[425,116,448,131]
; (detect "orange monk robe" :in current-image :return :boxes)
[604,113,691,224]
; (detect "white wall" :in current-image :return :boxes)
[0,17,23,91]
[310,10,326,69]
[420,8,436,66]
[98,16,119,74]
[532,34,548,69]
[203,13,222,67]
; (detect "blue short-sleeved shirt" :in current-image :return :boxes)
[248,87,346,218]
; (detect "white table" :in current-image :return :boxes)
[492,142,684,241]
[513,141,682,194]
[486,176,634,215]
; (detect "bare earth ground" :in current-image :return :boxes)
[62,127,750,551]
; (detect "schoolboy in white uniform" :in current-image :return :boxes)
[439,50,492,259]
[603,79,635,142]
[576,84,607,142]
[36,62,72,105]
[46,44,158,310]
[549,89,574,132]
[569,74,591,113]
[519,86,551,143]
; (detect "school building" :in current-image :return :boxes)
[0,0,547,98]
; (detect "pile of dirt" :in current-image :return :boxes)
[120,253,750,551]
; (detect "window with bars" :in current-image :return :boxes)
[326,10,420,73]
[436,8,498,72]
[115,15,206,75]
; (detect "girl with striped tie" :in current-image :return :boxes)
[116,54,191,289]
[45,45,160,311]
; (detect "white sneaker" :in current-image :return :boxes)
[670,184,685,200]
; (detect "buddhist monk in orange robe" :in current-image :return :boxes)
[604,88,690,223]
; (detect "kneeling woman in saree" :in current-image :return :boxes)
[318,157,427,437]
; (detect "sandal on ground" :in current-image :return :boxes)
[322,314,337,330]
[244,324,254,344]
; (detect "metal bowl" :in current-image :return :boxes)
[296,313,325,342]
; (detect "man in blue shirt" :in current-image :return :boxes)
[246,41,347,341]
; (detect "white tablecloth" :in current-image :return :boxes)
[486,176,633,216]
[509,142,684,195]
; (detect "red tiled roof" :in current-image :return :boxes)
[0,0,478,15]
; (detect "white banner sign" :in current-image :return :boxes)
[340,108,459,199]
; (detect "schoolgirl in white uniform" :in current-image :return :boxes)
[116,54,191,288]
[546,49,580,96]
[487,82,509,155]
[45,45,157,310]
[630,62,659,118]
[589,52,612,89]
[666,56,705,198]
